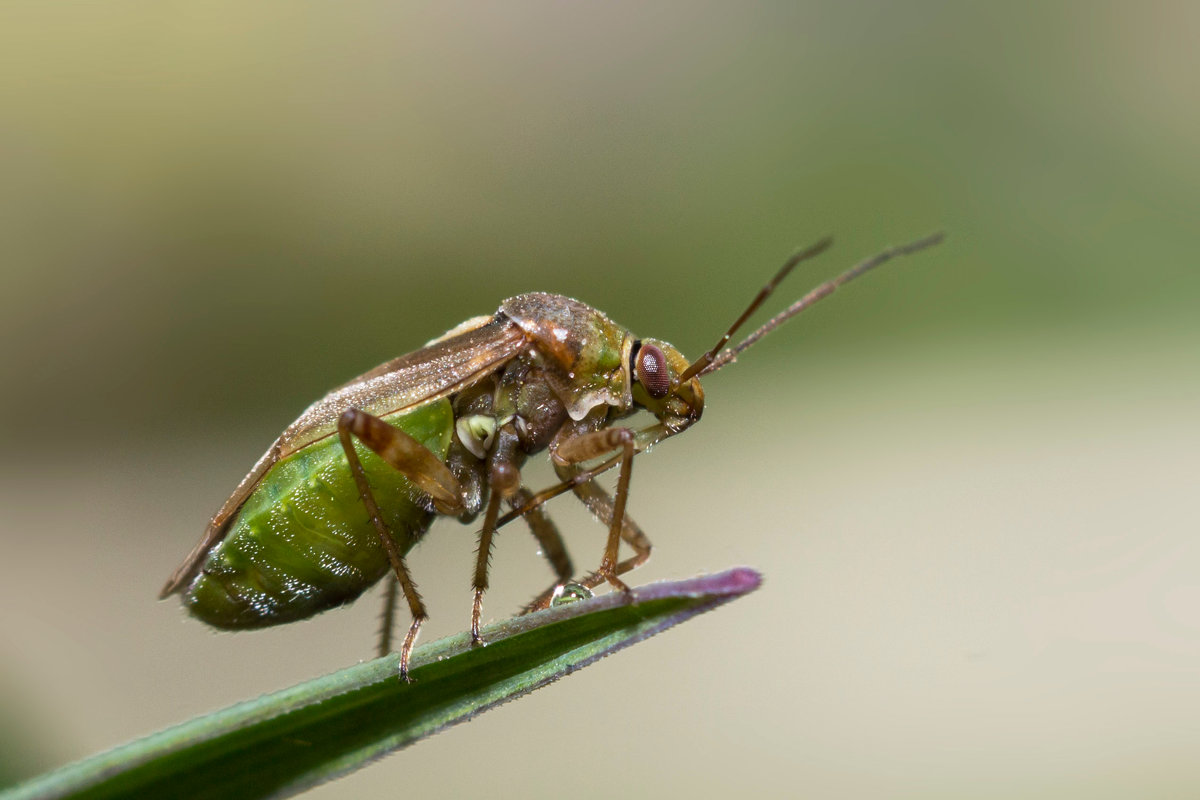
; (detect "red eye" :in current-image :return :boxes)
[635,343,671,399]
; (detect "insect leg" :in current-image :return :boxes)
[493,452,623,535]
[552,427,638,595]
[510,486,574,612]
[511,487,573,614]
[377,573,399,658]
[471,422,523,643]
[493,420,672,535]
[517,460,653,612]
[338,408,464,515]
[338,408,465,680]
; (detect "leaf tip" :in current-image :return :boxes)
[633,567,763,604]
[720,566,763,594]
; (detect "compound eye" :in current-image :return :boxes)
[635,343,671,399]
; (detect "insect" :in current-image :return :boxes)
[161,233,943,679]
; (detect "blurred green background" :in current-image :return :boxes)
[1,2,1197,797]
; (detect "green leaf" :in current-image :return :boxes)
[5,568,761,800]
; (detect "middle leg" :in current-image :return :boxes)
[470,422,524,643]
[511,485,574,613]
[523,460,654,612]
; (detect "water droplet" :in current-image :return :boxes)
[550,582,593,607]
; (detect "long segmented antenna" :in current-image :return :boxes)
[697,231,945,378]
[676,237,833,384]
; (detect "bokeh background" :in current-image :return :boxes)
[2,2,1197,797]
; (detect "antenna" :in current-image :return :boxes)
[695,232,945,379]
[676,237,833,384]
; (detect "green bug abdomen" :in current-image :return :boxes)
[184,400,454,628]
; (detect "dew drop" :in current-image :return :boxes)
[550,582,593,607]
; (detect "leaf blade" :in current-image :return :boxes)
[6,568,761,800]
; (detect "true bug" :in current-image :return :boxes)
[161,233,943,678]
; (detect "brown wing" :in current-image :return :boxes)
[160,314,528,597]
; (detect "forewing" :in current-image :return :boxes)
[160,314,528,597]
[277,315,526,457]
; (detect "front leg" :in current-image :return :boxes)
[552,425,638,595]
